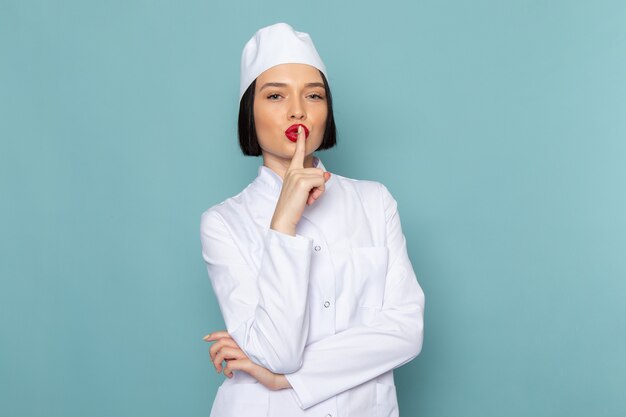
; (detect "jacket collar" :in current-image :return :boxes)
[254,155,333,195]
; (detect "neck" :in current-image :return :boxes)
[262,154,316,179]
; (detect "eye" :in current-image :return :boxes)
[267,93,282,100]
[307,93,325,100]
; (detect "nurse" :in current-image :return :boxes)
[200,23,425,416]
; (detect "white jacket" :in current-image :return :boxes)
[200,157,425,417]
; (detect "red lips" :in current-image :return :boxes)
[285,124,310,142]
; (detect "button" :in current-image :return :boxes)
[325,414,332,417]
[314,245,321,252]
[324,301,331,308]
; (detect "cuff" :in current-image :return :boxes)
[266,228,313,250]
[284,372,314,410]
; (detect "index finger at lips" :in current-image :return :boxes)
[289,126,306,170]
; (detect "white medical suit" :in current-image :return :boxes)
[200,157,425,417]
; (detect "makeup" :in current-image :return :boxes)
[285,124,310,142]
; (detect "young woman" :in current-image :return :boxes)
[200,23,425,417]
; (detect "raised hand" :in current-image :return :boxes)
[270,126,331,236]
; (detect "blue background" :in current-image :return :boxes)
[1,1,625,416]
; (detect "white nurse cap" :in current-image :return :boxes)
[239,22,327,101]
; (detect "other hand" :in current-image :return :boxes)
[203,330,291,391]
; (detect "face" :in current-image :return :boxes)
[253,63,328,167]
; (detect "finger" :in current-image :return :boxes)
[302,172,326,204]
[294,173,327,193]
[209,337,238,361]
[209,337,237,357]
[324,171,331,182]
[213,347,246,372]
[215,346,246,363]
[307,186,325,205]
[203,330,229,342]
[213,347,231,373]
[307,178,326,203]
[223,358,252,378]
[289,125,306,170]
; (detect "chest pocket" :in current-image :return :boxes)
[351,246,389,309]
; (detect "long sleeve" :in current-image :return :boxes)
[200,210,313,374]
[284,183,425,409]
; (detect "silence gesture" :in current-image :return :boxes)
[270,126,331,236]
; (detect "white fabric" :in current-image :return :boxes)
[239,23,327,100]
[200,157,425,417]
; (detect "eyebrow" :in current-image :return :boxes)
[259,82,325,91]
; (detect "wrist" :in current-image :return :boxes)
[271,374,291,390]
[270,219,296,236]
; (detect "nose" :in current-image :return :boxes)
[289,97,306,120]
